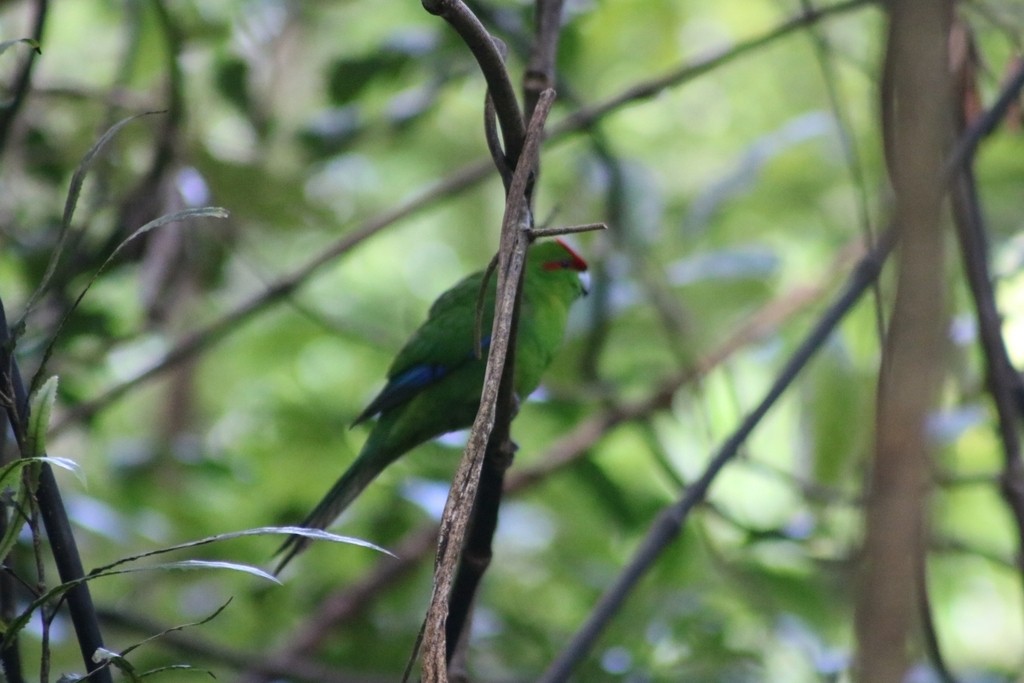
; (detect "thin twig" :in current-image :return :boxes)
[528,222,607,238]
[483,93,513,188]
[949,63,1024,605]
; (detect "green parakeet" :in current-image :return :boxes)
[275,239,588,571]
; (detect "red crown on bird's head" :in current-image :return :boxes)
[542,239,588,272]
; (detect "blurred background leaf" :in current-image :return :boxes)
[0,0,1021,681]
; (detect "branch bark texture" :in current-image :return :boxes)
[854,3,953,681]
[418,90,556,682]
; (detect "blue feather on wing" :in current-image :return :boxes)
[351,334,492,426]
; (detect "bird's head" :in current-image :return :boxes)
[536,238,588,273]
[529,239,590,297]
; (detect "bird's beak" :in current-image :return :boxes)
[579,272,591,296]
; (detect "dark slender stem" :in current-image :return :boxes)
[0,520,24,683]
[0,301,112,682]
[950,155,1024,625]
[484,93,513,188]
[444,440,512,663]
[524,0,566,119]
[0,0,48,156]
[422,0,525,165]
[946,50,1024,638]
[418,88,555,681]
[917,550,958,683]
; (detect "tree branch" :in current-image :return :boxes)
[418,88,555,683]
[854,3,952,681]
[524,0,566,120]
[949,57,1024,608]
[0,300,112,683]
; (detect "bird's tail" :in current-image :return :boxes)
[273,432,394,574]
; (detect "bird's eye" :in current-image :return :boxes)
[542,257,581,271]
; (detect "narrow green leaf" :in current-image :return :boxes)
[94,646,141,683]
[0,38,40,57]
[0,455,79,491]
[91,525,393,576]
[26,375,58,458]
[119,600,231,659]
[17,112,163,328]
[29,206,229,395]
[143,560,280,583]
[61,113,163,230]
[138,663,213,679]
[105,207,230,266]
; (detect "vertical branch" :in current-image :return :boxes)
[418,90,556,682]
[854,3,953,682]
[0,363,24,681]
[443,1,569,669]
[524,0,565,120]
[949,59,1024,600]
[416,1,569,676]
[0,301,113,683]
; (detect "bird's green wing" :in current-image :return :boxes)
[351,270,496,424]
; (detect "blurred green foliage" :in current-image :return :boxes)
[0,0,1023,681]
